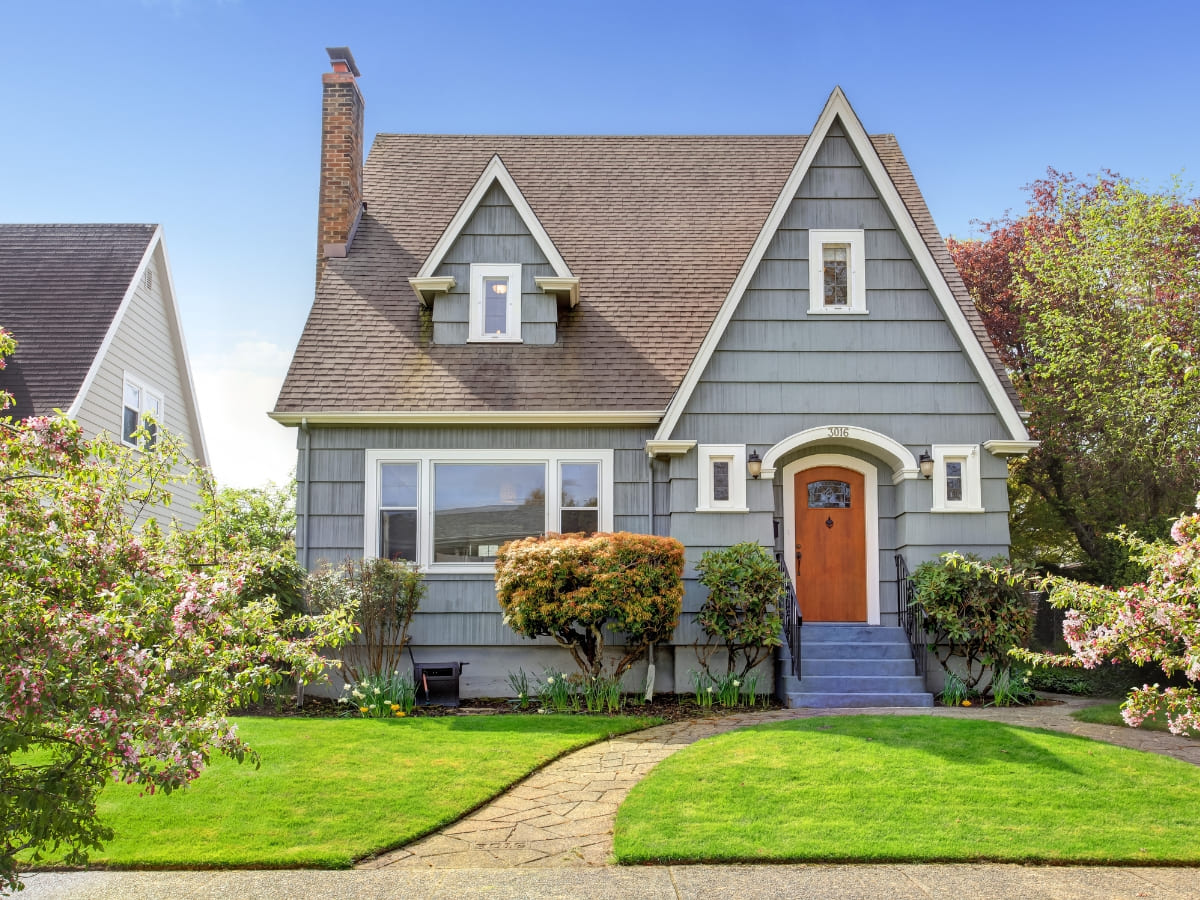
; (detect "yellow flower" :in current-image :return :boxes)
[390,703,400,711]
[395,711,406,718]
[961,700,972,707]
[359,706,369,713]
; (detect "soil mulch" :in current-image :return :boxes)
[236,692,783,723]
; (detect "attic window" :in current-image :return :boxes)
[122,374,163,449]
[469,264,521,342]
[808,229,866,314]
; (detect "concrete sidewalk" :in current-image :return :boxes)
[17,864,1200,899]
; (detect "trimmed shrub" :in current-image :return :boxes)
[495,532,684,678]
[695,542,785,679]
[912,554,1034,692]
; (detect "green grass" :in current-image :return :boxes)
[28,714,655,869]
[1071,701,1195,736]
[614,716,1200,865]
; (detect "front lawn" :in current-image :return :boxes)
[28,714,655,869]
[614,716,1200,864]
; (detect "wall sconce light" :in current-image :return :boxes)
[747,449,763,479]
[919,451,934,479]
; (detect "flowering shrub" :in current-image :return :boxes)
[1009,496,1200,735]
[495,532,683,678]
[307,557,424,684]
[913,554,1034,692]
[0,332,356,891]
[695,542,785,678]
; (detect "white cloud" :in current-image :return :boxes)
[191,340,296,489]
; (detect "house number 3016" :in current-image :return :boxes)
[827,426,850,438]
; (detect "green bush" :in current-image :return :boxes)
[695,542,785,679]
[912,554,1034,692]
[495,532,683,678]
[307,557,424,684]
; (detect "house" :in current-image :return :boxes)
[272,49,1036,703]
[0,223,209,529]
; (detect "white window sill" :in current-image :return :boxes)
[808,309,869,316]
[427,563,498,575]
[695,506,750,514]
[931,506,986,514]
[467,337,523,344]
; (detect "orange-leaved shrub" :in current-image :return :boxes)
[495,532,684,678]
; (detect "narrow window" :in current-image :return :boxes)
[122,382,141,444]
[712,459,731,502]
[379,463,419,561]
[559,462,600,534]
[822,245,850,307]
[945,459,964,503]
[483,276,509,335]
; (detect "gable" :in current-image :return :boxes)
[430,182,558,345]
[0,223,156,419]
[653,90,1028,442]
[671,123,1006,447]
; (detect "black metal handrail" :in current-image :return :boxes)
[777,554,802,680]
[895,554,926,678]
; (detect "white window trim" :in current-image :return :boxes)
[931,444,984,513]
[468,263,522,342]
[121,372,165,448]
[364,449,614,574]
[696,443,748,512]
[808,228,867,315]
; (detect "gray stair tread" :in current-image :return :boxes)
[785,692,935,708]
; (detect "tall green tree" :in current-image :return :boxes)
[948,172,1200,581]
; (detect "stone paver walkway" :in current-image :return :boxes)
[361,696,1199,871]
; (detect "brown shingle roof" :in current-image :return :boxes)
[275,135,1020,415]
[0,224,156,419]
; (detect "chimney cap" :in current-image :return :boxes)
[325,46,361,77]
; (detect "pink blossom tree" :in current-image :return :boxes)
[950,495,1200,736]
[0,328,355,892]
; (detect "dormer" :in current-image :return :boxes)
[409,156,578,346]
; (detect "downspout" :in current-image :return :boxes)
[645,453,656,702]
[296,417,312,707]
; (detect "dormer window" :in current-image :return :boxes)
[469,263,522,342]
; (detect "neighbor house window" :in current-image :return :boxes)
[808,229,866,314]
[121,374,163,448]
[931,444,983,512]
[696,444,748,512]
[365,450,613,571]
[468,263,522,341]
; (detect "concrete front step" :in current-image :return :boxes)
[785,691,934,708]
[794,674,926,693]
[802,624,908,642]
[802,657,919,677]
[803,640,913,660]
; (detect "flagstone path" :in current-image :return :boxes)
[359,697,1199,871]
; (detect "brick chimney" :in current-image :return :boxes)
[318,47,364,265]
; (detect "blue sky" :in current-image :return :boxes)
[5,0,1199,486]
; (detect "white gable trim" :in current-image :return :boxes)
[415,154,573,281]
[67,227,210,467]
[653,87,1029,443]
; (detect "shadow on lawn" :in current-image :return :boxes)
[786,715,1087,776]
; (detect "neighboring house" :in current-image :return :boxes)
[273,49,1036,702]
[0,223,209,529]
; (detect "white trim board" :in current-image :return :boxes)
[652,87,1029,443]
[760,425,918,485]
[782,453,880,626]
[415,154,574,282]
[270,410,663,426]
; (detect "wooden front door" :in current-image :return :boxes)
[794,466,866,622]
